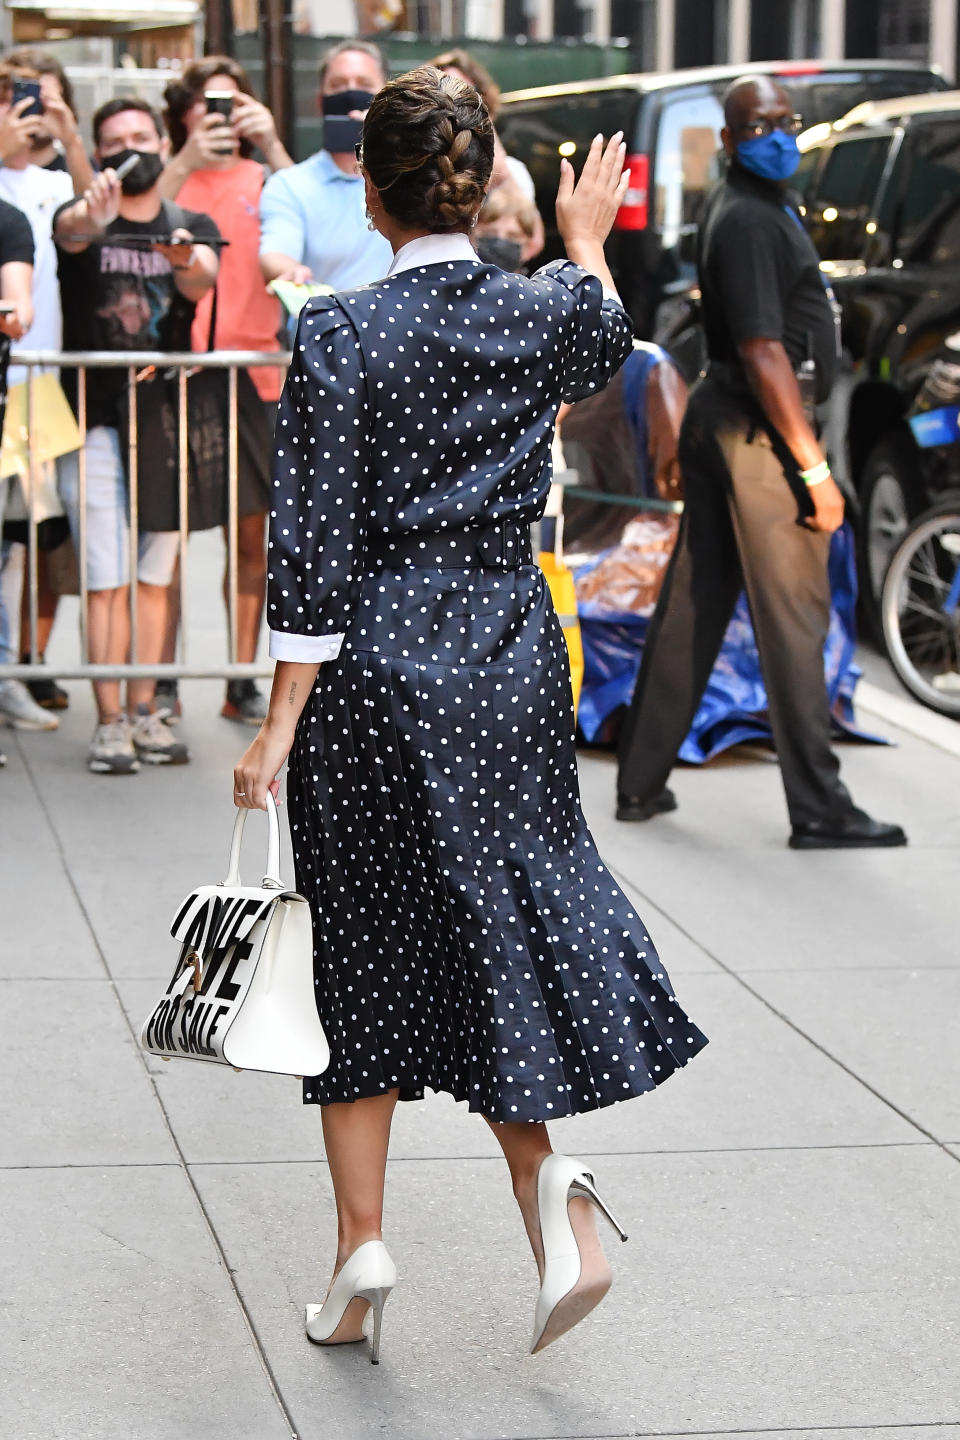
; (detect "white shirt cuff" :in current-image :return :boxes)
[268,629,344,662]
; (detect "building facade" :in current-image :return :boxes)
[396,1,959,81]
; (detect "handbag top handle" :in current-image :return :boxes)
[224,791,283,889]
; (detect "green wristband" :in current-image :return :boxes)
[800,460,831,488]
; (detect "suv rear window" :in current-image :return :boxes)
[497,89,641,205]
[806,134,891,259]
[778,68,946,128]
[652,90,723,245]
[896,118,960,265]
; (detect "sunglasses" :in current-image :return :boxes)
[354,141,364,164]
[735,114,804,141]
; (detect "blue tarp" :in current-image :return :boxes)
[575,522,885,760]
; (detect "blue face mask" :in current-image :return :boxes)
[736,129,801,182]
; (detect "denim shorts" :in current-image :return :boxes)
[59,426,180,591]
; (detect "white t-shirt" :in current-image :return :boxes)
[0,162,74,385]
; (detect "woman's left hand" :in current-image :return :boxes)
[234,720,295,809]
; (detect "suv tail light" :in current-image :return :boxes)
[775,63,824,75]
[614,153,648,231]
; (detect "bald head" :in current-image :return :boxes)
[724,76,791,128]
[721,75,795,160]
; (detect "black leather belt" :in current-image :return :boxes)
[369,520,533,571]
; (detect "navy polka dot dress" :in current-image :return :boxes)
[268,237,708,1121]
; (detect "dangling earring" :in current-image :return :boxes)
[366,207,377,232]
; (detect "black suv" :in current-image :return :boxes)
[498,60,947,336]
[795,91,960,630]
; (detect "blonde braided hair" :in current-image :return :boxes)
[362,67,494,233]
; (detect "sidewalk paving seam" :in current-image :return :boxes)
[522,1424,960,1438]
[182,1139,941,1166]
[17,731,301,1440]
[2,1138,942,1172]
[607,856,960,1165]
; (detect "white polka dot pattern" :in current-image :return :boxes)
[270,257,708,1120]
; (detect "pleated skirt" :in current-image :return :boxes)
[286,558,707,1121]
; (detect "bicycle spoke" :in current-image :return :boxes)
[882,510,960,715]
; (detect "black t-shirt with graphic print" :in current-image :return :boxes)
[55,199,220,429]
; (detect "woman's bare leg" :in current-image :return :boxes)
[485,1119,553,1268]
[485,1118,608,1303]
[318,1090,399,1341]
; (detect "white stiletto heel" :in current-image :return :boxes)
[530,1154,628,1355]
[305,1240,397,1365]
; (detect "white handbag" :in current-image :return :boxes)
[140,793,330,1077]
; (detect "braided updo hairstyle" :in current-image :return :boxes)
[361,67,494,233]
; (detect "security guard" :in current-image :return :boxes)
[616,76,906,849]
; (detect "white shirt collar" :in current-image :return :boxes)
[386,231,478,277]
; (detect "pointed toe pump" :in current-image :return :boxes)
[530,1154,628,1355]
[305,1240,397,1365]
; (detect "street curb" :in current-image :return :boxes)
[855,678,960,760]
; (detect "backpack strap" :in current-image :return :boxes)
[161,199,218,351]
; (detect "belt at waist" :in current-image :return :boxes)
[368,520,533,571]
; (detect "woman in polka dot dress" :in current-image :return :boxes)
[234,67,707,1361]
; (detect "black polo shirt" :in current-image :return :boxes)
[699,161,838,403]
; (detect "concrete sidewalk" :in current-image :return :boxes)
[2,548,959,1440]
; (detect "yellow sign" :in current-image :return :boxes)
[0,374,82,481]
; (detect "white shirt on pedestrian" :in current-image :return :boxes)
[0,163,73,384]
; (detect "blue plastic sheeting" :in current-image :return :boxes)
[909,405,960,449]
[575,522,886,760]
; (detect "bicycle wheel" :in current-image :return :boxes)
[881,504,960,718]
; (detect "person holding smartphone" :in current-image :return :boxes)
[3,49,93,196]
[258,39,392,289]
[0,195,34,765]
[157,56,293,726]
[0,60,79,736]
[54,97,220,776]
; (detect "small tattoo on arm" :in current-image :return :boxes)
[288,682,297,705]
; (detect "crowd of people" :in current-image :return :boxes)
[0,39,542,775]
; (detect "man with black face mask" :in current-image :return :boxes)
[616,76,906,850]
[53,97,220,777]
[259,40,391,289]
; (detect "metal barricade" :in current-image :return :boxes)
[0,349,290,682]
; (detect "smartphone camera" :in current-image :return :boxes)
[205,90,235,156]
[205,90,234,120]
[11,78,43,120]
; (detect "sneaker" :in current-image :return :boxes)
[221,679,268,726]
[0,678,60,731]
[154,678,181,722]
[26,675,70,709]
[22,659,70,710]
[131,707,190,765]
[88,716,139,775]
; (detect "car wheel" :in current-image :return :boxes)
[857,432,928,643]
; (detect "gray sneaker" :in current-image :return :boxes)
[0,678,59,731]
[131,707,189,765]
[89,716,139,775]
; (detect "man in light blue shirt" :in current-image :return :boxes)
[259,41,392,288]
